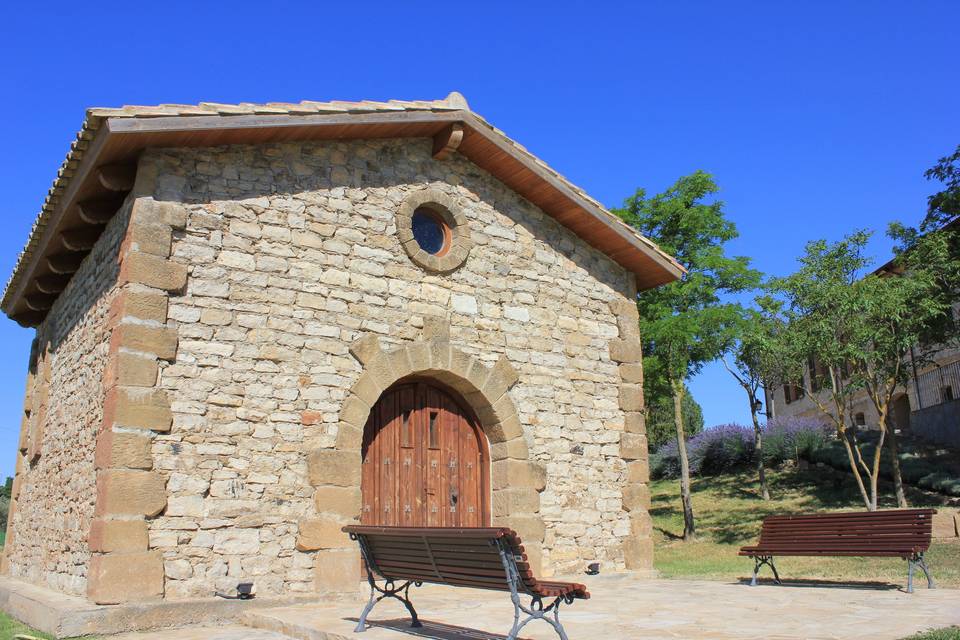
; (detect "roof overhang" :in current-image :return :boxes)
[2,99,684,326]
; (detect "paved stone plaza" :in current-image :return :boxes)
[107,576,960,640]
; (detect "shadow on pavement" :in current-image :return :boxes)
[347,617,523,639]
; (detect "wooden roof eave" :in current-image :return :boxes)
[3,108,683,324]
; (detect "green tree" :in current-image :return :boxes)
[771,229,960,510]
[616,171,760,540]
[645,390,705,450]
[921,144,960,231]
[721,301,785,501]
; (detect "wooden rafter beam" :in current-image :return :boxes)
[61,226,105,252]
[97,163,137,192]
[35,274,73,294]
[25,293,58,311]
[46,251,87,274]
[11,310,46,328]
[432,123,464,160]
[77,198,122,225]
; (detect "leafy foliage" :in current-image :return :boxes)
[921,144,960,232]
[646,390,704,449]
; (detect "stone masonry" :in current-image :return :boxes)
[3,134,652,604]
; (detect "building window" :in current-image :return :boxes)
[854,412,865,426]
[396,189,472,273]
[412,207,451,256]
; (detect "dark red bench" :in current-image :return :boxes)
[739,508,937,592]
[343,525,589,639]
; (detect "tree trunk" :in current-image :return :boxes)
[884,413,909,508]
[839,430,873,510]
[672,379,696,540]
[749,402,770,501]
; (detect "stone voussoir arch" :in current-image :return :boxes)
[302,318,548,585]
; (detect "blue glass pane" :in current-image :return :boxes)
[412,210,446,255]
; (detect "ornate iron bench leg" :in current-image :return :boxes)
[351,532,422,633]
[495,539,572,640]
[750,556,780,586]
[907,553,935,594]
[354,578,422,632]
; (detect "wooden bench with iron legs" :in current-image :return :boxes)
[739,508,937,593]
[343,525,590,639]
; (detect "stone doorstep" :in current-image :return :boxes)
[0,576,321,639]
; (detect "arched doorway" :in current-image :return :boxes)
[361,380,490,527]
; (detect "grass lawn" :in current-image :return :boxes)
[901,629,960,640]
[0,610,55,640]
[651,464,960,588]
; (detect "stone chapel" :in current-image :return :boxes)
[0,93,682,609]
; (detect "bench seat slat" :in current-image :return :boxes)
[343,525,590,601]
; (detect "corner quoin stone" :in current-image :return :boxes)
[88,550,164,604]
[95,469,167,517]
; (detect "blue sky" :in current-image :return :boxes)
[0,2,957,478]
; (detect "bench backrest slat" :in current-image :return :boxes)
[343,525,588,600]
[753,509,935,556]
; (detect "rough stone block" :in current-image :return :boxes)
[489,437,529,461]
[421,316,450,341]
[483,356,520,403]
[104,387,172,432]
[120,251,188,292]
[335,422,363,450]
[622,536,654,570]
[88,550,165,604]
[622,483,651,512]
[105,352,158,389]
[497,514,546,543]
[307,449,361,488]
[385,347,415,380]
[88,518,149,553]
[406,342,431,373]
[125,222,173,257]
[95,469,167,517]
[365,352,397,390]
[339,394,371,430]
[111,324,178,361]
[350,373,383,407]
[492,487,541,518]
[314,486,361,518]
[624,411,646,435]
[486,413,524,443]
[428,339,452,371]
[296,517,353,551]
[492,460,547,492]
[626,458,650,485]
[95,430,153,470]
[621,433,648,462]
[129,197,188,230]
[314,547,361,593]
[348,334,382,365]
[608,338,642,364]
[619,362,644,385]
[110,290,169,324]
[631,512,654,537]
[619,384,644,412]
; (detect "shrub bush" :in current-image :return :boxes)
[650,417,832,480]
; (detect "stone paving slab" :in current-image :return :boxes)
[110,625,291,640]
[240,575,960,640]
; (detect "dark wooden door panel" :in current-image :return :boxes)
[361,382,488,528]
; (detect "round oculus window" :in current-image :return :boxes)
[411,207,451,256]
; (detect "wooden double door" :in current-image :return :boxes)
[361,381,489,527]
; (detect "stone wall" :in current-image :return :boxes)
[2,203,128,595]
[142,137,650,599]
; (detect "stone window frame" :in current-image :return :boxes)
[396,189,472,273]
